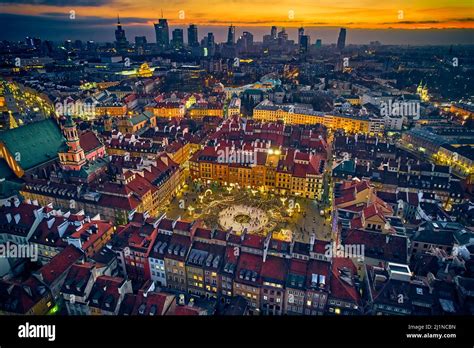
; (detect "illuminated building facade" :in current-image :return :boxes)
[253,101,372,133]
[190,145,325,200]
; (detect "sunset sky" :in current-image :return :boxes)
[0,0,473,43]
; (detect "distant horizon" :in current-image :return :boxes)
[0,0,473,45]
[1,13,473,46]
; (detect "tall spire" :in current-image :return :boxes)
[161,9,163,19]
[117,14,120,24]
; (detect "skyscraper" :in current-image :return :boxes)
[171,29,184,49]
[227,25,236,45]
[298,27,304,45]
[278,28,288,41]
[187,24,199,47]
[337,28,346,50]
[135,36,147,54]
[206,32,215,54]
[207,32,215,47]
[154,18,169,50]
[271,26,277,39]
[237,31,253,53]
[114,15,128,52]
[300,35,310,53]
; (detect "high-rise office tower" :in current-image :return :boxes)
[171,29,184,49]
[206,32,215,56]
[64,40,72,51]
[237,31,253,53]
[315,39,322,48]
[86,40,97,52]
[207,32,215,47]
[278,28,288,41]
[114,14,129,52]
[298,27,304,45]
[271,26,277,39]
[135,36,147,54]
[337,28,346,50]
[154,18,169,50]
[187,24,199,47]
[300,35,310,53]
[135,36,147,46]
[73,40,83,50]
[227,25,236,45]
[26,37,42,48]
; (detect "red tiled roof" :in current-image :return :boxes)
[194,227,212,239]
[343,229,408,263]
[236,252,263,285]
[313,239,328,254]
[0,276,50,314]
[158,218,174,231]
[174,220,192,232]
[350,216,363,229]
[125,290,172,315]
[88,275,126,311]
[99,193,140,210]
[335,192,356,206]
[37,245,82,286]
[241,234,265,249]
[61,263,94,295]
[330,258,361,304]
[261,256,287,283]
[126,175,157,198]
[173,306,200,315]
[69,221,113,252]
[79,131,103,154]
[289,259,308,275]
[362,204,382,219]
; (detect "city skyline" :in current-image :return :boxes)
[0,0,473,44]
[1,0,473,29]
[1,17,473,45]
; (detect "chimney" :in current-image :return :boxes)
[310,233,316,249]
[47,218,55,229]
[22,285,32,297]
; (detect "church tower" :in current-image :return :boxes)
[59,116,86,171]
